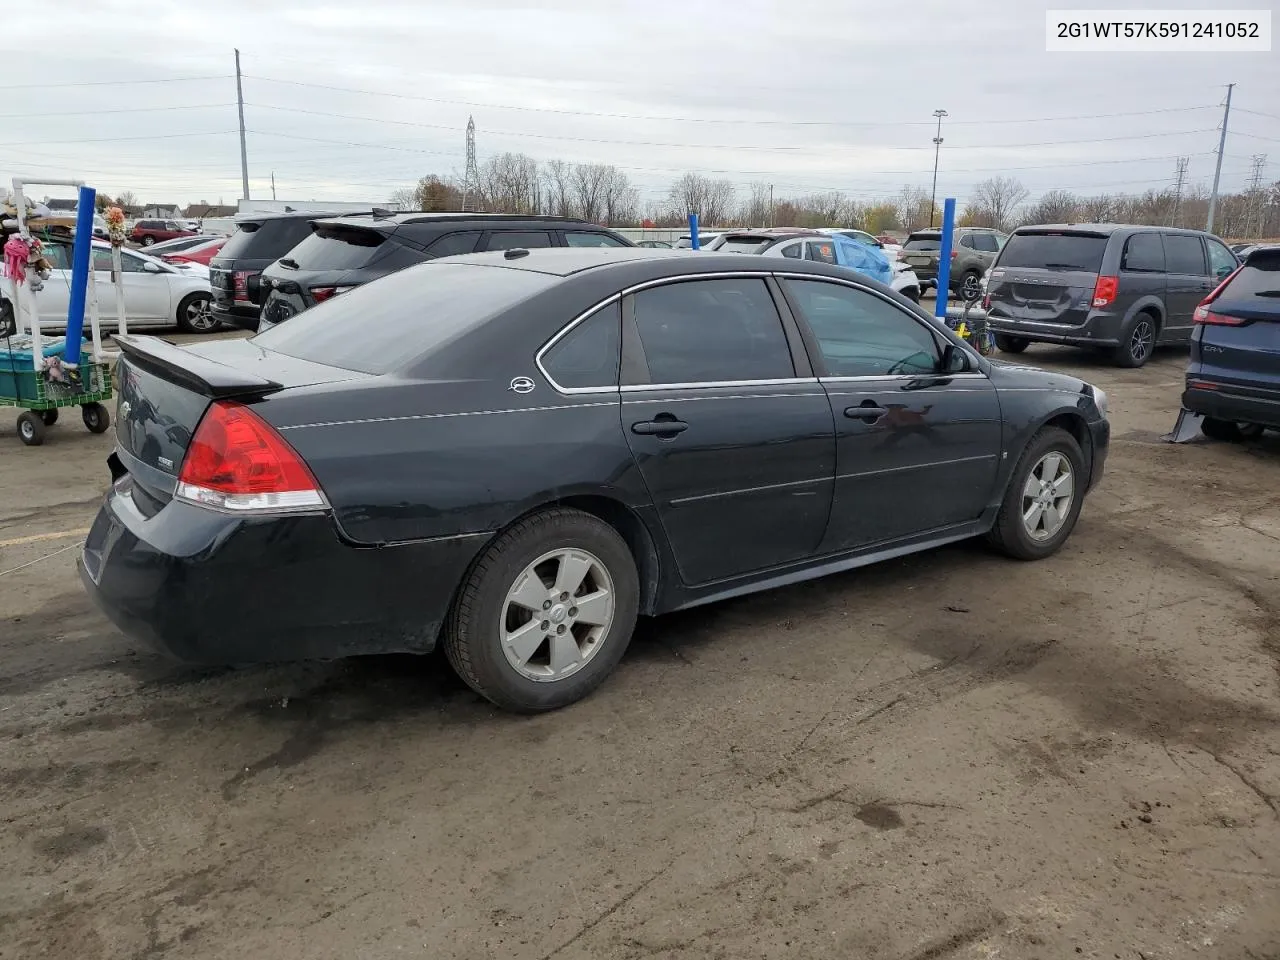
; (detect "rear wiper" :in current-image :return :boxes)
[278,258,299,270]
[1038,263,1084,270]
[1253,290,1280,297]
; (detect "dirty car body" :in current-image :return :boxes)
[81,249,1109,708]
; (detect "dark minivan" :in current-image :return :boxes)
[1183,245,1280,440]
[256,214,632,331]
[984,224,1239,367]
[210,211,355,331]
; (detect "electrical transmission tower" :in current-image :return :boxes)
[1243,154,1267,238]
[1169,156,1189,226]
[461,116,479,212]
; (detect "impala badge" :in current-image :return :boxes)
[509,376,535,394]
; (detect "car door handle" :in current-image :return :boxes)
[631,418,688,436]
[844,404,889,422]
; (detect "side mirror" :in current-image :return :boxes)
[941,343,970,374]
[143,262,165,273]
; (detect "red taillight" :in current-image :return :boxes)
[177,401,325,513]
[1091,275,1118,308]
[950,250,958,259]
[1193,305,1246,326]
[310,285,354,303]
[232,270,250,302]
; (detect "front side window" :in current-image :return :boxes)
[1205,238,1238,279]
[564,231,627,248]
[1122,233,1164,273]
[785,279,940,378]
[1164,234,1207,275]
[631,278,794,384]
[540,302,620,389]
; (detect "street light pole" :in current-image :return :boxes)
[929,109,948,229]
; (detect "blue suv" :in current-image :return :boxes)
[1183,245,1280,441]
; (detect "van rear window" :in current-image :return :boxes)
[997,233,1108,272]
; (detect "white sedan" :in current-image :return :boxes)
[2,240,215,335]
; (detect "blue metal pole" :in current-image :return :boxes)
[63,185,96,365]
[688,212,699,251]
[934,197,956,324]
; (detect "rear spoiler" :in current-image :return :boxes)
[115,335,283,399]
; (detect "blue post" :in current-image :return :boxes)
[63,185,96,365]
[934,197,956,324]
[688,212,700,250]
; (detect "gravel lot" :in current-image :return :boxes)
[1,333,1278,960]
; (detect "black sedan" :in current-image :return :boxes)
[81,248,1110,713]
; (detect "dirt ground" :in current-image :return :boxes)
[1,334,1278,960]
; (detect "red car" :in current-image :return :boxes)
[160,237,225,266]
[130,218,197,246]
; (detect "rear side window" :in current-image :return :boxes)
[959,235,975,248]
[540,302,620,389]
[970,233,1000,253]
[286,226,387,270]
[779,242,802,259]
[996,233,1107,271]
[253,263,555,374]
[903,235,941,251]
[806,241,837,264]
[1164,235,1207,275]
[564,231,627,248]
[631,279,794,384]
[426,231,480,258]
[1122,233,1164,272]
[485,231,552,251]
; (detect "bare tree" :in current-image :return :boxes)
[116,190,138,210]
[969,177,1029,231]
[479,153,540,214]
[389,186,420,211]
[542,160,575,218]
[896,185,934,232]
[1021,189,1078,226]
[572,163,612,223]
[1077,193,1114,223]
[601,167,638,226]
[667,173,735,226]
[740,182,772,227]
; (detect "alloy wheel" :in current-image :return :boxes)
[1021,452,1075,542]
[1129,319,1154,363]
[500,548,615,682]
[186,296,215,331]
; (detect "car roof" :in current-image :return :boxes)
[1013,223,1216,237]
[313,212,602,229]
[718,228,823,240]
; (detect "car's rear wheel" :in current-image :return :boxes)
[40,408,58,426]
[176,293,216,334]
[1113,313,1157,368]
[1201,417,1264,442]
[141,235,155,246]
[82,402,110,434]
[987,426,1085,561]
[994,334,1030,354]
[444,507,639,713]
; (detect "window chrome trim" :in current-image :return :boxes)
[534,271,778,396]
[621,377,819,393]
[818,372,989,384]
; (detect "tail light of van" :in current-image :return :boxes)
[1193,265,1246,325]
[177,401,326,514]
[1091,275,1118,308]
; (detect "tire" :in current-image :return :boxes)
[1112,312,1157,368]
[1200,417,1263,442]
[39,408,58,426]
[994,334,1030,354]
[141,235,155,246]
[901,286,920,303]
[987,426,1086,561]
[82,402,110,434]
[444,507,639,713]
[176,293,216,334]
[17,411,45,446]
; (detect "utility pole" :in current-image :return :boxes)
[769,183,774,228]
[270,171,277,201]
[1243,154,1267,238]
[235,49,250,201]
[1169,157,1189,226]
[929,109,948,228]
[1206,82,1234,234]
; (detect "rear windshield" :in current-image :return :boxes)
[903,235,941,251]
[284,225,387,270]
[217,218,318,260]
[997,232,1108,271]
[1222,252,1280,299]
[252,263,556,375]
[715,237,772,254]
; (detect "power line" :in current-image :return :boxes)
[0,74,230,90]
[244,74,1219,129]
[4,130,238,147]
[0,103,233,119]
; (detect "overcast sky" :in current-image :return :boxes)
[5,0,1277,211]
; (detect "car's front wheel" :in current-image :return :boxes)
[987,426,1086,561]
[444,507,639,713]
[176,293,216,334]
[1201,418,1265,442]
[994,335,1030,354]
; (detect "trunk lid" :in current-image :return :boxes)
[112,336,365,507]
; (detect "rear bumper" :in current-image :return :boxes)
[79,473,489,664]
[210,300,261,332]
[985,313,1120,348]
[1183,385,1280,429]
